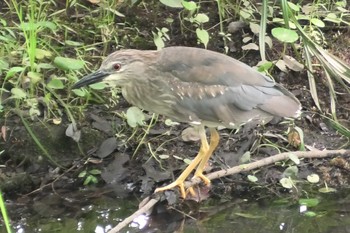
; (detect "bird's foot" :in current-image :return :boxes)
[154,180,187,199]
[193,172,211,186]
[186,173,211,198]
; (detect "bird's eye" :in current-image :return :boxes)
[113,63,121,71]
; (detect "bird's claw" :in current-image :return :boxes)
[154,173,211,199]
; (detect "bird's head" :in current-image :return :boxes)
[72,49,158,89]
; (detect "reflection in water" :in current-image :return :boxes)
[2,188,350,233]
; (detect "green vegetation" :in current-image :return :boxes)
[0,0,349,229]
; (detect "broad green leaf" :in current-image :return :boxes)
[288,153,300,165]
[0,59,9,70]
[72,89,86,97]
[247,175,258,182]
[240,10,251,19]
[89,83,106,90]
[182,0,197,11]
[27,71,42,84]
[37,21,57,31]
[11,87,27,99]
[194,13,209,23]
[310,18,325,28]
[126,106,145,128]
[47,78,64,89]
[307,174,320,183]
[249,22,260,34]
[299,198,320,207]
[240,151,251,163]
[196,28,209,48]
[35,49,52,59]
[280,177,293,189]
[257,61,273,72]
[287,2,300,11]
[283,166,298,178]
[54,57,85,70]
[271,28,298,43]
[89,169,102,175]
[324,13,341,24]
[304,211,317,217]
[160,0,183,8]
[78,171,87,177]
[153,31,165,50]
[5,66,25,79]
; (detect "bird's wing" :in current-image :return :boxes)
[158,46,275,87]
[157,47,300,125]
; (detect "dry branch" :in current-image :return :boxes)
[109,149,350,233]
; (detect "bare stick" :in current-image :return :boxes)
[109,149,349,233]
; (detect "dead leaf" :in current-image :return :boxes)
[181,127,200,142]
[283,55,304,71]
[65,123,81,142]
[96,137,117,158]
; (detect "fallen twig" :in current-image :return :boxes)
[109,149,350,233]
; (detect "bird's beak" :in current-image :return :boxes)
[72,70,110,89]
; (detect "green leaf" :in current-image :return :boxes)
[160,0,183,8]
[89,169,102,175]
[5,66,25,79]
[152,31,165,50]
[0,59,9,70]
[47,78,64,89]
[288,153,300,165]
[324,13,341,24]
[299,198,320,207]
[78,170,87,177]
[283,166,298,178]
[271,27,299,43]
[182,0,197,11]
[287,2,300,11]
[89,83,106,90]
[72,89,86,97]
[54,57,85,71]
[37,21,57,31]
[257,61,273,72]
[239,151,251,164]
[247,175,258,182]
[27,71,42,84]
[310,18,325,28]
[35,48,52,59]
[304,211,317,217]
[126,106,145,128]
[196,28,209,48]
[11,87,27,99]
[307,174,320,183]
[279,177,293,189]
[194,13,209,23]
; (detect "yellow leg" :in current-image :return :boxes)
[154,126,209,198]
[193,128,220,185]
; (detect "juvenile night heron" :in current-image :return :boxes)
[73,46,301,198]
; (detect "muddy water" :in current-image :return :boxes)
[2,188,350,233]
